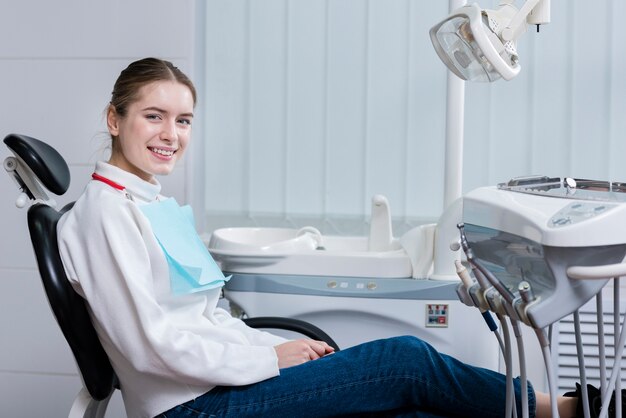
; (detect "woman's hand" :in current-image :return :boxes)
[274,339,335,369]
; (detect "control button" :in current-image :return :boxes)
[356,283,365,289]
[594,206,606,212]
[367,282,377,290]
[571,203,582,209]
[327,281,337,289]
[339,282,349,289]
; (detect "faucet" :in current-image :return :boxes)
[368,195,393,251]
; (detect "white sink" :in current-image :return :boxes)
[207,227,414,278]
[209,227,324,252]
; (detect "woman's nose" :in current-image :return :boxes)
[160,119,177,141]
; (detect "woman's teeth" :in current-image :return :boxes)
[150,147,174,156]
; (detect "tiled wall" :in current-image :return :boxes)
[0,1,198,416]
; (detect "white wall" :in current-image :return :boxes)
[0,1,198,416]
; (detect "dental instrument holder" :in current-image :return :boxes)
[368,195,393,252]
[458,176,626,418]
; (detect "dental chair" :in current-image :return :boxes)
[3,133,339,418]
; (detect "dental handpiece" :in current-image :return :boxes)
[455,260,498,332]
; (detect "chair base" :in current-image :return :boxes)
[69,387,113,418]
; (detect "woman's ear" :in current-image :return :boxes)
[107,105,120,137]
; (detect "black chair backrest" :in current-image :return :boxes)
[4,133,70,195]
[27,206,117,401]
[5,133,116,400]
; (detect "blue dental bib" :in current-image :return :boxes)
[139,198,230,295]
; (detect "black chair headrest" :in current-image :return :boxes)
[4,134,70,195]
[27,203,117,400]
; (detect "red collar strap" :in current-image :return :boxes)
[91,172,125,191]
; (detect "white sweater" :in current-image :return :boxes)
[57,162,287,418]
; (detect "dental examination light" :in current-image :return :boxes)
[430,0,550,82]
[430,0,550,279]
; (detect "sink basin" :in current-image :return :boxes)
[207,227,413,278]
[208,227,324,252]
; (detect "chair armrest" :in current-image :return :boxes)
[243,317,340,351]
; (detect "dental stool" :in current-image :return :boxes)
[3,133,339,418]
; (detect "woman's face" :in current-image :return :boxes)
[107,80,194,182]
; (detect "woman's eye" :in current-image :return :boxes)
[146,114,161,120]
[178,118,192,126]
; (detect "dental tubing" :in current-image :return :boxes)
[455,260,519,417]
[598,280,626,418]
[596,293,607,398]
[510,317,529,418]
[456,223,532,418]
[613,282,622,418]
[574,311,591,418]
[536,327,560,418]
[498,313,517,418]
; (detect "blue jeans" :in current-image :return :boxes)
[157,336,535,418]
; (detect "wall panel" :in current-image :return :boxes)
[324,0,369,220]
[570,1,611,180]
[0,0,192,59]
[406,1,448,220]
[608,0,626,181]
[365,0,410,214]
[204,0,249,213]
[529,5,571,176]
[248,0,288,214]
[285,1,327,216]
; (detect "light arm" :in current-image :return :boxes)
[501,0,549,41]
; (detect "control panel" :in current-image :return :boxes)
[549,202,616,228]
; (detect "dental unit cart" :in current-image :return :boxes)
[207,223,500,372]
[459,176,626,418]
